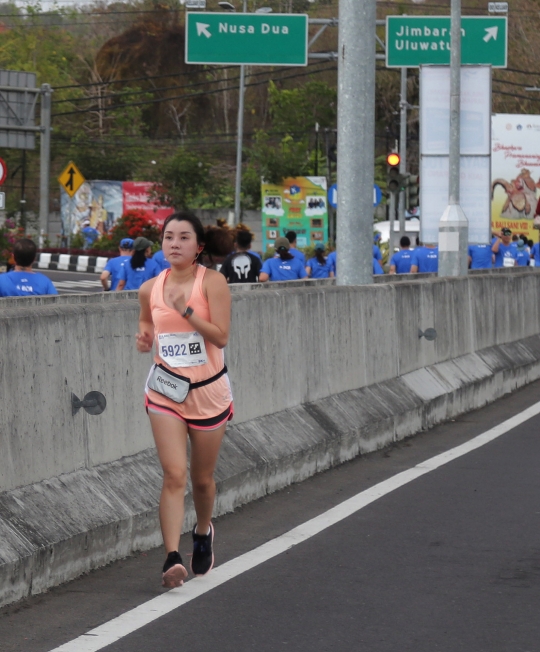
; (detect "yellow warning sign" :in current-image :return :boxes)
[58,161,85,198]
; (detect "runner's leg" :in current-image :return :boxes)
[188,423,227,535]
[149,412,189,553]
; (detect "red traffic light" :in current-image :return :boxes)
[386,152,400,167]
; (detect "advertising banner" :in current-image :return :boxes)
[261,176,328,252]
[122,182,174,226]
[60,180,173,237]
[491,114,540,242]
[60,180,123,236]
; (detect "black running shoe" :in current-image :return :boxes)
[191,523,214,576]
[162,551,188,588]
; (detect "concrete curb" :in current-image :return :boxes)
[35,253,110,273]
[2,336,540,607]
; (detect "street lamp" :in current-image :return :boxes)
[218,1,272,225]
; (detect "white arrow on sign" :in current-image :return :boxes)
[196,22,212,38]
[483,26,498,42]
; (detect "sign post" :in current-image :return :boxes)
[185,12,308,66]
[58,161,86,248]
[386,15,507,68]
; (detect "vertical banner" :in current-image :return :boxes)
[420,66,492,244]
[261,176,328,252]
[491,114,540,242]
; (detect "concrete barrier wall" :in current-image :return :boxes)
[1,270,540,494]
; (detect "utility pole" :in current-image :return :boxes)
[336,0,376,285]
[438,0,469,276]
[398,67,407,241]
[39,83,52,247]
[233,0,248,226]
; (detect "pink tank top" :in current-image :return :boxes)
[150,265,224,383]
[147,265,232,420]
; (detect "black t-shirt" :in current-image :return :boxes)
[220,252,262,283]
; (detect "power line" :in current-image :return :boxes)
[52,65,315,104]
[52,63,339,118]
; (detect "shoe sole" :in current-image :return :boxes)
[191,522,215,577]
[162,563,188,588]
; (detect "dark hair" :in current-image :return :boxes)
[285,231,297,244]
[277,247,293,261]
[400,236,411,247]
[529,239,534,248]
[512,234,518,242]
[236,230,253,249]
[315,248,326,265]
[162,211,205,246]
[130,249,148,270]
[13,238,37,267]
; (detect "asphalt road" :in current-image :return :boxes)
[40,269,104,294]
[1,380,540,652]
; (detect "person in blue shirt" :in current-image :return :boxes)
[411,243,439,273]
[492,228,517,268]
[100,238,134,291]
[373,258,384,275]
[327,250,336,275]
[306,242,334,279]
[152,248,171,272]
[117,236,160,290]
[260,237,308,282]
[515,238,530,266]
[468,243,493,269]
[285,231,306,266]
[81,220,100,249]
[530,240,540,267]
[373,232,383,264]
[0,238,58,297]
[389,236,414,274]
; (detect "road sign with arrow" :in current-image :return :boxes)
[386,16,507,68]
[58,161,85,198]
[185,12,308,66]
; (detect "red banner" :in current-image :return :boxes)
[122,182,174,225]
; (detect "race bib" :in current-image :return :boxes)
[503,255,515,268]
[158,331,208,368]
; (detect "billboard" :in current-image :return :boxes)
[491,114,540,242]
[261,176,328,252]
[60,180,172,237]
[420,66,492,244]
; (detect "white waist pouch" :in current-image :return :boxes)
[147,363,227,404]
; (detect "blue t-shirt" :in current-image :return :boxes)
[82,227,99,246]
[289,248,306,266]
[531,242,540,266]
[373,258,384,275]
[327,251,337,275]
[307,256,332,279]
[412,247,439,273]
[0,271,58,297]
[119,257,160,290]
[262,256,307,281]
[390,249,414,274]
[468,244,493,270]
[493,242,517,268]
[373,244,382,262]
[515,248,530,267]
[152,249,171,272]
[248,250,262,261]
[104,255,131,291]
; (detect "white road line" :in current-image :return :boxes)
[48,401,540,652]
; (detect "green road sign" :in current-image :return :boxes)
[185,12,308,66]
[386,16,507,68]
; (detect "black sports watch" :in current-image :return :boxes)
[182,306,194,319]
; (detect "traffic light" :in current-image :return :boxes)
[406,174,419,211]
[386,152,407,196]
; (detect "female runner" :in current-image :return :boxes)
[136,211,233,588]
